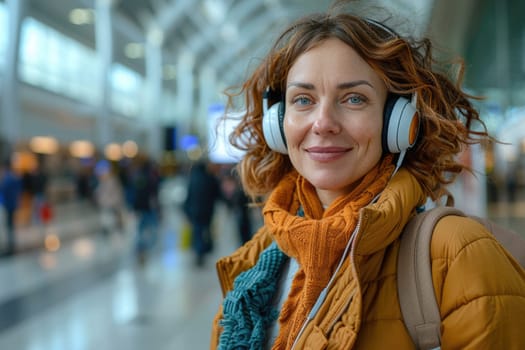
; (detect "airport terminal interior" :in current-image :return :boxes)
[0,0,524,349]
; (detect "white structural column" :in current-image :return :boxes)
[94,0,114,149]
[1,0,26,146]
[176,51,195,130]
[144,27,163,159]
[197,66,218,134]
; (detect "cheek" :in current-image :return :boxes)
[352,122,384,163]
[353,120,383,147]
[283,116,303,146]
[365,136,383,159]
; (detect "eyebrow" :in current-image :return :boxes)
[287,80,375,90]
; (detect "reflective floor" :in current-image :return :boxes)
[0,178,242,350]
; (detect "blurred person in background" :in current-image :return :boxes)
[29,160,49,225]
[0,158,22,256]
[94,160,125,235]
[117,158,136,211]
[183,159,221,267]
[132,158,161,265]
[210,3,525,349]
[222,172,253,246]
[75,163,96,205]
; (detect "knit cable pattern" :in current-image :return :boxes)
[218,241,288,350]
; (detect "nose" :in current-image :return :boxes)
[312,102,342,135]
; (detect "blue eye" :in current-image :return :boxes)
[293,96,312,106]
[348,95,364,104]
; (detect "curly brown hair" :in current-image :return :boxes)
[224,11,490,203]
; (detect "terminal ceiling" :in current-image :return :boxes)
[27,0,438,89]
[28,0,525,129]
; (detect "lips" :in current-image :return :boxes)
[306,146,351,162]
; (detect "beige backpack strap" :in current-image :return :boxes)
[397,206,465,349]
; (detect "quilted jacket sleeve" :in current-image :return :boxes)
[431,215,525,349]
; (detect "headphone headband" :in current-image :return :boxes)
[364,18,399,39]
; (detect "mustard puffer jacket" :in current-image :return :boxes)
[211,169,525,349]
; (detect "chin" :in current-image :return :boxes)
[310,179,347,192]
[309,174,360,193]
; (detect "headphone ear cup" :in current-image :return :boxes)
[262,101,288,154]
[382,95,420,153]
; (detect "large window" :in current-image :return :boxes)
[110,63,143,118]
[19,17,100,104]
[19,17,146,119]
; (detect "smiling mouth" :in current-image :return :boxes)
[306,146,351,161]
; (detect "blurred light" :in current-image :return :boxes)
[72,238,95,259]
[69,8,94,25]
[44,233,61,252]
[29,136,59,155]
[202,0,226,23]
[105,143,122,161]
[122,140,138,158]
[180,135,199,151]
[163,64,177,80]
[70,140,95,158]
[124,43,144,59]
[221,23,238,42]
[147,26,164,47]
[12,151,37,173]
[187,146,203,161]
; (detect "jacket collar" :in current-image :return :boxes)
[352,168,426,256]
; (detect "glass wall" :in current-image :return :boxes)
[16,16,145,119]
[110,63,143,118]
[19,17,100,105]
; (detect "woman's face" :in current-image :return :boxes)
[283,38,388,206]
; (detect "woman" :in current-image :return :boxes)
[210,7,525,350]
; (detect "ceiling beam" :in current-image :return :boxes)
[113,10,146,42]
[207,10,282,70]
[184,1,266,59]
[156,0,195,34]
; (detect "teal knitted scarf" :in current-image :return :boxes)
[218,241,288,350]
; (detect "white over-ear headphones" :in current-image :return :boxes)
[382,93,420,153]
[262,88,420,155]
[262,88,287,154]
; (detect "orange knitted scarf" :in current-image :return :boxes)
[263,155,395,349]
